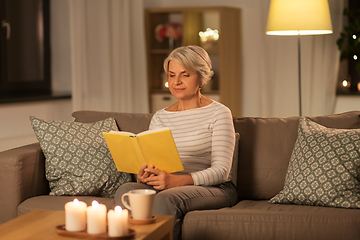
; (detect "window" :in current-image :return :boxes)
[0,0,51,99]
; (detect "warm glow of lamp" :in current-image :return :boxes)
[266,0,333,36]
[266,0,333,116]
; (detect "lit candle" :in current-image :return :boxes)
[87,200,107,234]
[64,198,87,232]
[107,206,129,237]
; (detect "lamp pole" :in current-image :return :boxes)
[298,33,302,116]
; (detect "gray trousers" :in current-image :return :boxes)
[114,181,238,240]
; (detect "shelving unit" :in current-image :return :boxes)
[145,6,242,116]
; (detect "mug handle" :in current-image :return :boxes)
[121,193,132,210]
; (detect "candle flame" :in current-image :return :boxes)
[73,198,79,205]
[114,206,122,213]
[92,200,99,208]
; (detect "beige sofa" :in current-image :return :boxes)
[0,110,359,240]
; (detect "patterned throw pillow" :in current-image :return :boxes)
[30,116,131,198]
[269,118,360,208]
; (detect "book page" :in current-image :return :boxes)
[109,127,170,137]
[109,130,135,136]
[136,127,170,136]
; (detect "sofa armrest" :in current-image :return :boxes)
[0,143,49,223]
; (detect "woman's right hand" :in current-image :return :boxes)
[137,164,155,183]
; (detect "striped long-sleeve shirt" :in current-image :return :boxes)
[149,101,236,186]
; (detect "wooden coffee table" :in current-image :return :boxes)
[0,210,173,240]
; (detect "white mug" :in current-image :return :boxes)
[121,189,156,220]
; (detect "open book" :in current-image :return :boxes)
[103,128,184,174]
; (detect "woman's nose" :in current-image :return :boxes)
[175,76,182,85]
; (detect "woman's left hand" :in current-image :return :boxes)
[143,167,194,190]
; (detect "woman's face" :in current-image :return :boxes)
[167,60,201,101]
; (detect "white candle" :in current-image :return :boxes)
[121,208,129,233]
[87,200,107,234]
[108,206,128,237]
[64,198,87,232]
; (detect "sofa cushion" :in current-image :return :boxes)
[182,200,360,240]
[233,111,360,200]
[30,116,131,198]
[17,196,115,217]
[269,118,360,208]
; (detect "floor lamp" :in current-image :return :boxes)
[266,0,333,116]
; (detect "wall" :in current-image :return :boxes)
[334,96,360,114]
[0,100,73,152]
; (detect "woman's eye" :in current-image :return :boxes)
[183,74,190,77]
[169,74,175,78]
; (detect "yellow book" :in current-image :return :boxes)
[103,128,184,174]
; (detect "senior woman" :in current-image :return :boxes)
[115,45,237,240]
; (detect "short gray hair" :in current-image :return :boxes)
[163,45,214,86]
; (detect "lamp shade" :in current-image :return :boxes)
[266,0,333,36]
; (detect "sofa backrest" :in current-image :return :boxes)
[72,110,360,201]
[233,111,360,201]
[72,110,154,133]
